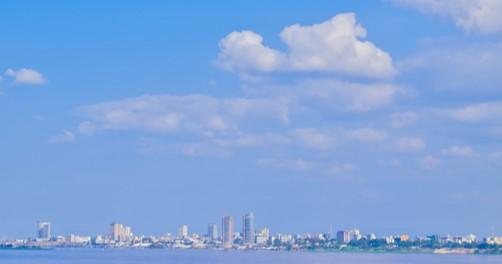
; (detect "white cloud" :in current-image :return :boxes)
[256,158,320,172]
[443,102,502,122]
[5,68,46,84]
[441,145,475,157]
[393,0,502,34]
[79,94,292,136]
[400,42,502,91]
[300,79,400,112]
[77,121,97,135]
[420,155,441,169]
[179,142,231,157]
[223,97,291,124]
[216,13,396,79]
[390,112,417,128]
[289,128,336,150]
[49,130,75,144]
[346,128,388,142]
[178,128,335,153]
[202,128,336,152]
[251,79,401,112]
[216,31,286,74]
[209,133,293,149]
[256,158,356,178]
[395,137,426,152]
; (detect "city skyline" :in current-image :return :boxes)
[2,213,501,255]
[1,0,502,240]
[13,214,501,244]
[16,213,502,242]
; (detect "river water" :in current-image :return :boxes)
[0,249,501,264]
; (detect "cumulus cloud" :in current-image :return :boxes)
[49,130,75,144]
[393,0,502,34]
[441,145,475,157]
[442,102,502,122]
[216,13,396,79]
[4,68,46,84]
[395,137,426,152]
[216,31,286,74]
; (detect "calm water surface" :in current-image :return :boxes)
[0,249,501,264]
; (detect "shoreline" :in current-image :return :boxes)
[1,247,501,256]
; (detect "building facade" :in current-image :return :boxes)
[110,222,132,242]
[222,216,234,248]
[337,230,350,244]
[178,225,188,239]
[208,223,218,241]
[37,221,51,240]
[242,212,255,245]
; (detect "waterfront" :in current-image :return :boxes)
[1,249,502,264]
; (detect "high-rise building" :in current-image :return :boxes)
[110,222,133,242]
[222,216,234,248]
[208,223,218,241]
[255,228,270,245]
[178,224,189,239]
[349,229,362,241]
[110,222,122,241]
[337,230,350,244]
[37,221,51,240]
[242,212,255,245]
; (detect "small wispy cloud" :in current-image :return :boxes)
[390,112,417,128]
[77,121,97,135]
[419,155,441,170]
[345,128,388,142]
[256,157,357,181]
[49,130,75,144]
[79,94,291,136]
[441,102,502,122]
[256,158,320,172]
[440,145,475,157]
[4,68,46,85]
[392,0,502,34]
[289,128,336,150]
[395,137,426,152]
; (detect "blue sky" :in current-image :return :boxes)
[1,0,502,239]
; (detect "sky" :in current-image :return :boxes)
[1,0,502,239]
